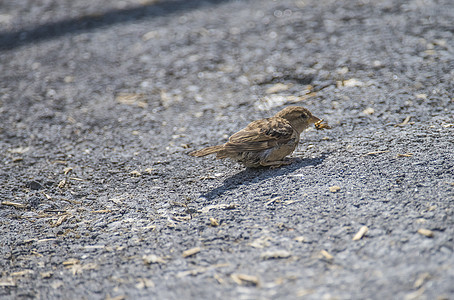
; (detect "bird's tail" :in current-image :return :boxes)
[189,145,224,157]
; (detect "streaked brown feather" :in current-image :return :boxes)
[222,118,294,152]
[189,144,224,157]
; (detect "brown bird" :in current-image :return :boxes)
[189,106,330,168]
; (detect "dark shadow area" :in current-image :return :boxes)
[0,0,229,51]
[201,153,329,200]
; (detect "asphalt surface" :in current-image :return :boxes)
[1,0,453,299]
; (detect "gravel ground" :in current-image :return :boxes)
[1,0,453,299]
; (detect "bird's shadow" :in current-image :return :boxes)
[201,153,329,200]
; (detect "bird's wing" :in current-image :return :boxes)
[223,117,296,152]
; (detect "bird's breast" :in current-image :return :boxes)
[262,138,298,162]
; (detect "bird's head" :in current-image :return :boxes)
[274,106,320,133]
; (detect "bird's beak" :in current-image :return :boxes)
[310,115,321,124]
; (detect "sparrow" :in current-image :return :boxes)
[189,106,330,168]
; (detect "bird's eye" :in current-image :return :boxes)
[300,113,308,119]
